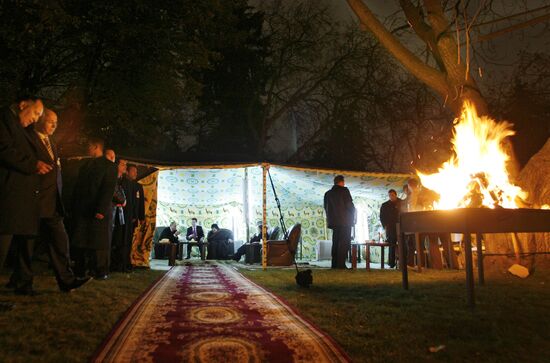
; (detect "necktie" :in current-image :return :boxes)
[43,136,54,160]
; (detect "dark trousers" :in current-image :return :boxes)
[233,244,247,261]
[74,247,109,278]
[111,223,127,271]
[44,218,76,285]
[331,226,351,269]
[386,225,397,268]
[11,217,76,289]
[187,242,204,258]
[0,234,13,270]
[207,240,229,260]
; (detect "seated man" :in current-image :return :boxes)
[206,224,234,260]
[185,217,205,259]
[159,222,180,244]
[233,223,263,262]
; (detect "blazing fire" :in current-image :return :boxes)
[418,101,526,210]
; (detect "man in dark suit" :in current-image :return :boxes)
[206,224,234,260]
[380,189,402,268]
[324,175,356,269]
[71,137,117,279]
[160,222,180,244]
[12,109,91,294]
[232,223,262,262]
[124,164,145,270]
[185,218,205,259]
[110,158,128,272]
[0,97,48,304]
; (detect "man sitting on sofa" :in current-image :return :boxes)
[233,223,263,262]
[185,217,205,259]
[206,224,233,260]
[159,222,180,244]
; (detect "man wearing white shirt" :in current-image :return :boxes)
[12,109,91,294]
[185,218,204,259]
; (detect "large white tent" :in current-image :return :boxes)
[130,162,409,268]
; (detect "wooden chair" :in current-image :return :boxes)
[266,224,301,266]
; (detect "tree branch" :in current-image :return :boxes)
[345,0,448,96]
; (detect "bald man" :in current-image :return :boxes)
[10,109,91,295]
[105,149,116,163]
[0,97,48,304]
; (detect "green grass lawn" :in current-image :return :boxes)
[0,268,164,363]
[241,267,550,363]
[1,264,548,363]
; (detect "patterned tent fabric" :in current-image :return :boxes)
[156,168,248,242]
[131,172,158,267]
[147,164,409,262]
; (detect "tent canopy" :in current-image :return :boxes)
[150,163,409,261]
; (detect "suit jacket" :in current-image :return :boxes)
[135,182,145,221]
[71,156,117,249]
[27,128,65,218]
[324,185,356,229]
[186,225,205,241]
[380,199,401,228]
[159,227,179,244]
[120,176,143,225]
[207,228,234,242]
[0,107,39,235]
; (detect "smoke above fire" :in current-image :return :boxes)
[417,101,526,210]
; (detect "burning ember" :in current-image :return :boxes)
[418,101,526,210]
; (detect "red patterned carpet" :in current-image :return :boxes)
[93,263,350,362]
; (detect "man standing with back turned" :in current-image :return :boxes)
[71,137,117,279]
[324,175,356,269]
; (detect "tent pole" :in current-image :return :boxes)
[243,168,250,243]
[262,163,269,270]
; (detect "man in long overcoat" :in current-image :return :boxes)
[0,97,47,268]
[71,137,117,279]
[324,175,356,269]
[11,109,91,294]
[0,97,48,304]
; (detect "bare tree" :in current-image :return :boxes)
[345,0,550,116]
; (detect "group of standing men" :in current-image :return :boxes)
[70,139,145,279]
[323,174,452,270]
[0,97,91,308]
[0,96,145,312]
[380,178,457,269]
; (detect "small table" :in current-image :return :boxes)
[364,242,391,270]
[178,241,208,260]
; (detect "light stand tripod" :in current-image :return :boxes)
[267,169,312,287]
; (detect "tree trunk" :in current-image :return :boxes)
[517,138,550,269]
[345,0,488,115]
[484,139,550,273]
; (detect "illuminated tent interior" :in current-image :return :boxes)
[127,162,409,266]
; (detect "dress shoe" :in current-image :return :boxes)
[59,277,93,293]
[185,256,191,260]
[95,274,109,280]
[0,301,15,312]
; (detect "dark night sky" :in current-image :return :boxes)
[252,0,550,90]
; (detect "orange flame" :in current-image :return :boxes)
[418,101,526,209]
